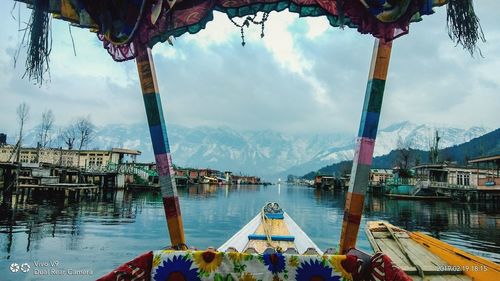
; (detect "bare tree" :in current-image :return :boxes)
[15,102,30,188]
[38,109,55,148]
[62,125,77,150]
[74,117,95,183]
[74,117,95,152]
[428,130,440,164]
[395,136,413,178]
[15,102,30,162]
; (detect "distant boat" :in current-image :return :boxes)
[387,183,451,200]
[200,176,218,184]
[314,175,343,190]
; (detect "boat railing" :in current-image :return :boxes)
[386,177,417,186]
[427,181,477,190]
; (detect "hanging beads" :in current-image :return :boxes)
[229,12,270,46]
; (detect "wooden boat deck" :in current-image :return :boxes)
[218,203,322,255]
[366,222,472,280]
[245,215,296,253]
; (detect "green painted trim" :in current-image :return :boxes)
[365,79,386,113]
[143,93,162,126]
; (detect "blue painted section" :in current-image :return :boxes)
[149,124,167,155]
[358,111,380,139]
[265,213,284,219]
[247,234,295,241]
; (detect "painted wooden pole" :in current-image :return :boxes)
[136,47,186,249]
[339,38,393,254]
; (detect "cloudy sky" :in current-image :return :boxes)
[0,1,499,140]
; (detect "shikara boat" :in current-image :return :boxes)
[218,202,324,255]
[387,186,451,200]
[386,193,451,200]
[365,221,500,281]
[98,203,413,281]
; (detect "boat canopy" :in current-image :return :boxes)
[15,0,472,63]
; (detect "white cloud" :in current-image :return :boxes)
[304,17,330,40]
[0,1,498,139]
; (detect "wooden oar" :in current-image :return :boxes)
[382,222,424,278]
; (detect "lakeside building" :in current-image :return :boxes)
[369,169,393,186]
[469,155,500,187]
[0,146,141,167]
[173,166,260,185]
[413,163,495,188]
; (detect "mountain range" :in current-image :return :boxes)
[12,121,493,180]
[302,128,500,180]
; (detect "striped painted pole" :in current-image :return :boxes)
[339,38,393,254]
[136,47,186,248]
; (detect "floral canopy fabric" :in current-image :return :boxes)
[96,249,413,281]
[16,0,447,62]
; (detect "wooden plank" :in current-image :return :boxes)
[365,229,382,252]
[379,236,464,275]
[401,239,450,268]
[378,238,414,269]
[373,232,391,238]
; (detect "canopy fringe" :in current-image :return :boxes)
[446,0,485,56]
[23,0,52,85]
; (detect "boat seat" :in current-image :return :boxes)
[247,234,295,241]
[264,213,284,219]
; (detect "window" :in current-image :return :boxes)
[464,174,470,186]
[456,173,470,186]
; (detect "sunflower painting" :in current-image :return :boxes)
[239,272,257,281]
[193,250,224,273]
[329,255,352,280]
[262,253,286,274]
[153,255,200,281]
[296,259,341,281]
[151,250,347,281]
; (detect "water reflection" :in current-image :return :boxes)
[0,185,498,280]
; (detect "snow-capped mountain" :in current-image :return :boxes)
[280,122,491,177]
[16,121,492,179]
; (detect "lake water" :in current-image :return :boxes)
[1,184,499,280]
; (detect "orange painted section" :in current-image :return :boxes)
[166,215,187,249]
[369,39,393,81]
[339,192,365,254]
[410,232,500,280]
[136,48,159,95]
